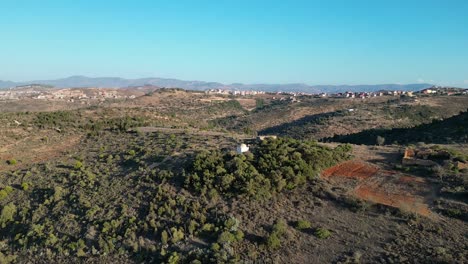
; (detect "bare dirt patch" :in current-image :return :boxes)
[322,160,379,180]
[322,159,433,216]
[236,98,257,110]
[0,130,82,171]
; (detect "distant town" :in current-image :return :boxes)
[0,83,467,102]
[0,84,137,102]
[203,86,468,99]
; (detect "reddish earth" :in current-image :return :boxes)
[323,160,432,216]
[322,160,379,180]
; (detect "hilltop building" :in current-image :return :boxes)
[236,144,249,154]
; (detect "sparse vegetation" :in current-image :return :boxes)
[0,91,466,263]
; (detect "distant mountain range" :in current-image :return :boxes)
[0,76,433,93]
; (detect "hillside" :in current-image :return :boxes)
[0,91,467,263]
[327,110,468,145]
[209,95,468,141]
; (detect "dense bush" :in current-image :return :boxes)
[34,111,77,128]
[84,116,147,133]
[185,138,352,199]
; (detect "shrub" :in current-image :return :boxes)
[265,219,288,250]
[4,186,13,193]
[0,203,17,227]
[0,190,8,201]
[211,243,220,251]
[167,252,180,264]
[376,136,385,146]
[74,161,83,170]
[0,186,14,201]
[295,220,311,230]
[21,182,29,191]
[217,231,236,245]
[0,251,16,264]
[224,217,239,231]
[6,159,17,165]
[446,208,462,218]
[314,228,331,239]
[234,230,244,241]
[53,186,64,202]
[266,233,281,250]
[201,223,214,232]
[161,230,168,245]
[170,228,184,244]
[272,219,287,235]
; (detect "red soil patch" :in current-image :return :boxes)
[322,160,379,180]
[355,182,430,216]
[322,160,432,216]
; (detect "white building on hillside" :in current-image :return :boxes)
[236,144,249,154]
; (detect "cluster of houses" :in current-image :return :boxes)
[325,90,410,99]
[421,86,468,95]
[0,89,41,100]
[35,89,130,101]
[0,87,136,102]
[3,84,466,102]
[272,90,412,101]
[204,85,468,100]
[205,89,266,96]
[271,87,468,101]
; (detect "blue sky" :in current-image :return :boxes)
[1,0,467,87]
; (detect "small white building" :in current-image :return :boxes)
[236,144,249,154]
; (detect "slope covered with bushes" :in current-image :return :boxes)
[185,138,352,200]
[327,110,468,145]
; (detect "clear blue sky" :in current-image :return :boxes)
[1,0,467,87]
